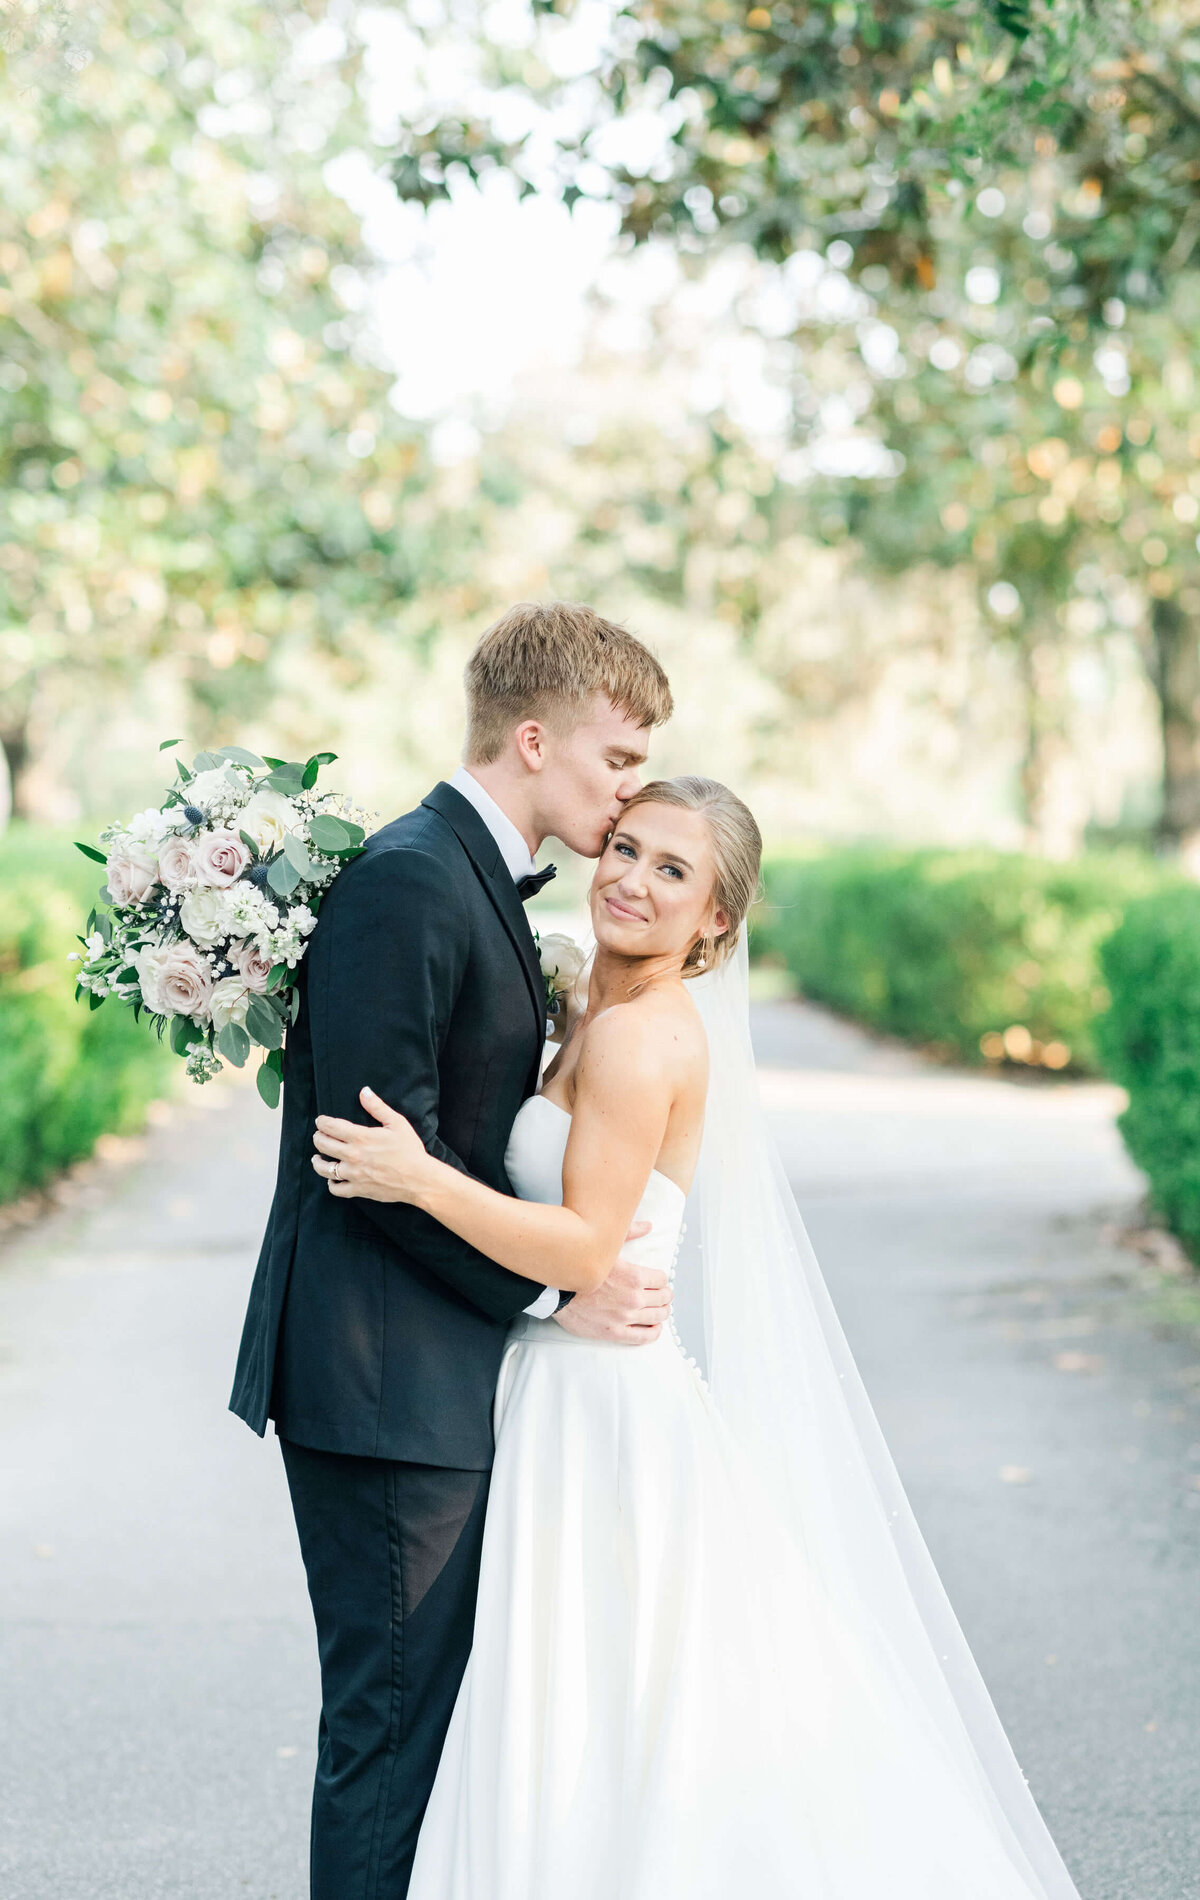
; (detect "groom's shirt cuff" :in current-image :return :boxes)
[523,1286,561,1320]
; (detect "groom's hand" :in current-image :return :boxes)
[552,1223,672,1345]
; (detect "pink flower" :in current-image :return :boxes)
[139,942,215,1020]
[106,844,158,905]
[228,938,273,993]
[194,827,251,888]
[157,834,198,894]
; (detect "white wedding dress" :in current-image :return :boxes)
[408,1052,1082,1898]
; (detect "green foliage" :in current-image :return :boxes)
[0,826,171,1204]
[1097,888,1200,1259]
[753,845,1172,1073]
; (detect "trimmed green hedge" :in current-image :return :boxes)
[1097,888,1200,1258]
[753,846,1173,1074]
[0,826,172,1205]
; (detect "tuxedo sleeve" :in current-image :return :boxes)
[306,843,546,1322]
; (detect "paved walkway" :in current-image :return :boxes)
[2,1002,1199,1898]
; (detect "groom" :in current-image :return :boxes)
[230,601,675,1898]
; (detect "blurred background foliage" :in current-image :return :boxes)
[6,0,1200,1249]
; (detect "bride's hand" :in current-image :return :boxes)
[312,1088,431,1204]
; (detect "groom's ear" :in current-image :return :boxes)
[513,719,550,774]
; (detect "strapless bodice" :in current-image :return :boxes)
[504,1093,687,1282]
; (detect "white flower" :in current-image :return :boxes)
[193,827,251,887]
[185,766,243,812]
[179,885,234,948]
[136,942,214,1019]
[83,931,106,960]
[210,974,253,1032]
[537,933,586,989]
[157,834,199,894]
[185,1041,223,1085]
[239,787,302,853]
[124,806,176,846]
[228,938,273,992]
[106,843,159,905]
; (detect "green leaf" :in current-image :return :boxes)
[159,738,180,751]
[88,991,105,1011]
[339,819,365,846]
[96,913,112,943]
[217,744,266,769]
[192,750,222,771]
[246,994,285,1048]
[308,814,351,853]
[267,854,301,897]
[302,759,320,790]
[266,961,289,992]
[289,986,301,1024]
[282,831,316,878]
[308,751,337,766]
[262,756,287,769]
[75,841,108,865]
[170,1013,202,1055]
[256,1058,282,1108]
[265,766,306,796]
[175,760,194,784]
[216,1021,251,1067]
[238,830,261,861]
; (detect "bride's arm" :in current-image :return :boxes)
[312,1010,671,1294]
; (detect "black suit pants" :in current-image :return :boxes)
[281,1439,490,1900]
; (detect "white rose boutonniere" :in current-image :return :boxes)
[536,931,587,1042]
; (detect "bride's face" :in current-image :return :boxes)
[589,804,728,966]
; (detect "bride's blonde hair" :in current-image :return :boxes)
[622,776,762,972]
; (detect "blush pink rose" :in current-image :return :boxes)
[157,834,198,894]
[228,938,273,992]
[156,942,215,1020]
[193,827,251,888]
[106,844,159,905]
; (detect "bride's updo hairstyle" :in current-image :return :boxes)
[621,776,762,973]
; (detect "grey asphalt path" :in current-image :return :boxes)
[1,1004,1198,1899]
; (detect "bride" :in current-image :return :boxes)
[311,776,1083,1900]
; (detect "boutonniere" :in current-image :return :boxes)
[534,931,587,1037]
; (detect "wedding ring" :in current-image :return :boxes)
[331,1160,342,1181]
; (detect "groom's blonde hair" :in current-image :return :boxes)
[464,601,673,764]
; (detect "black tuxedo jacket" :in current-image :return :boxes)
[229,782,548,1469]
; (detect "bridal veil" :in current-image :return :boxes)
[681,937,1081,1900]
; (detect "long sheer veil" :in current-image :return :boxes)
[679,936,1081,1900]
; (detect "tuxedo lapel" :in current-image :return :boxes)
[421,782,545,1045]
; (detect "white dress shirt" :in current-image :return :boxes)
[448,768,561,1321]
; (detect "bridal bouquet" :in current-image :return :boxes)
[71,743,371,1105]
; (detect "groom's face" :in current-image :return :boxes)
[536,695,651,858]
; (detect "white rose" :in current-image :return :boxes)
[538,933,586,989]
[106,843,159,906]
[179,886,233,948]
[228,938,273,992]
[139,942,214,1020]
[193,827,251,888]
[157,834,199,894]
[186,766,242,812]
[210,974,252,1033]
[239,787,301,854]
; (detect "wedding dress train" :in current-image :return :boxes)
[408,1072,1082,1899]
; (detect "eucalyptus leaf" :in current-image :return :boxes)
[302,759,319,790]
[267,854,301,898]
[75,841,108,865]
[290,987,301,1024]
[192,750,222,772]
[283,831,316,877]
[308,751,337,766]
[262,756,287,769]
[217,744,266,769]
[266,962,288,992]
[246,995,285,1049]
[256,1059,282,1108]
[170,1014,201,1055]
[265,766,305,796]
[216,1021,251,1067]
[308,814,351,853]
[97,913,112,943]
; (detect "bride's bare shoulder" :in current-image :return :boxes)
[579,987,707,1092]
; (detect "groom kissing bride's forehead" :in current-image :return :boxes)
[230,599,675,1900]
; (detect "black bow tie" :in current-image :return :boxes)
[517,864,557,902]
